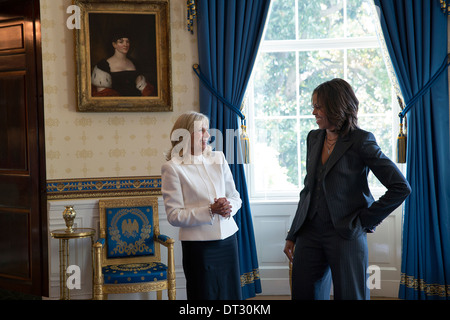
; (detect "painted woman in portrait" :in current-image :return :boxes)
[91,31,155,97]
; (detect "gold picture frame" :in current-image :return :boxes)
[75,0,172,112]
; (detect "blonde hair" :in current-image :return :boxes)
[165,111,211,161]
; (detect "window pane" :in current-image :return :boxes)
[254,52,297,117]
[249,0,395,196]
[299,50,344,115]
[264,0,296,40]
[347,47,392,159]
[298,118,317,185]
[253,118,299,191]
[347,48,391,114]
[346,0,377,37]
[298,0,344,39]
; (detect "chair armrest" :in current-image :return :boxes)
[95,238,105,247]
[155,234,175,247]
[156,234,175,294]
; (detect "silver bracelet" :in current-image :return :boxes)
[208,204,214,219]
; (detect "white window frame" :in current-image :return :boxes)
[244,4,405,202]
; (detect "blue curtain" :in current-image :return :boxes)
[374,0,450,299]
[196,0,271,299]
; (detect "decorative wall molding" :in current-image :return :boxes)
[46,176,162,200]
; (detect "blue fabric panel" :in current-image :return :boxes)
[103,262,167,284]
[106,206,155,259]
[374,0,450,300]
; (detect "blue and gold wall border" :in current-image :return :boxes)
[46,176,162,200]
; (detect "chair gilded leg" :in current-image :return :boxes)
[93,241,104,300]
[167,239,176,300]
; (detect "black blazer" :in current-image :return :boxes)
[287,128,411,240]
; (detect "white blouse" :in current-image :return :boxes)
[161,151,241,241]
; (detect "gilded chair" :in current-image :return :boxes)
[93,197,175,300]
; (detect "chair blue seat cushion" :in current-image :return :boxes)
[103,262,167,284]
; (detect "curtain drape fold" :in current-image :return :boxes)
[374,0,450,299]
[195,0,271,299]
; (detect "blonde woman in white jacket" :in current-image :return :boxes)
[161,111,242,300]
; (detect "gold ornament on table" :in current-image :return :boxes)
[62,206,77,233]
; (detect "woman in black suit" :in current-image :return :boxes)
[283,78,411,300]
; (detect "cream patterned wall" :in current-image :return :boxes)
[40,0,199,180]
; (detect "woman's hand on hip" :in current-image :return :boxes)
[283,240,295,263]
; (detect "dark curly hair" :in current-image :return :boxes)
[312,78,359,136]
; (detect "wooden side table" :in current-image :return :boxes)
[50,228,96,300]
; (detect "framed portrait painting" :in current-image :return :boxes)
[74,0,172,112]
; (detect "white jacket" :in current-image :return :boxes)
[161,151,241,241]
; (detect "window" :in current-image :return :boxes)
[246,0,399,199]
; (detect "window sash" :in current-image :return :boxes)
[244,4,402,201]
[260,36,379,53]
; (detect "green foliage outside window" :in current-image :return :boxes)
[250,0,393,193]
